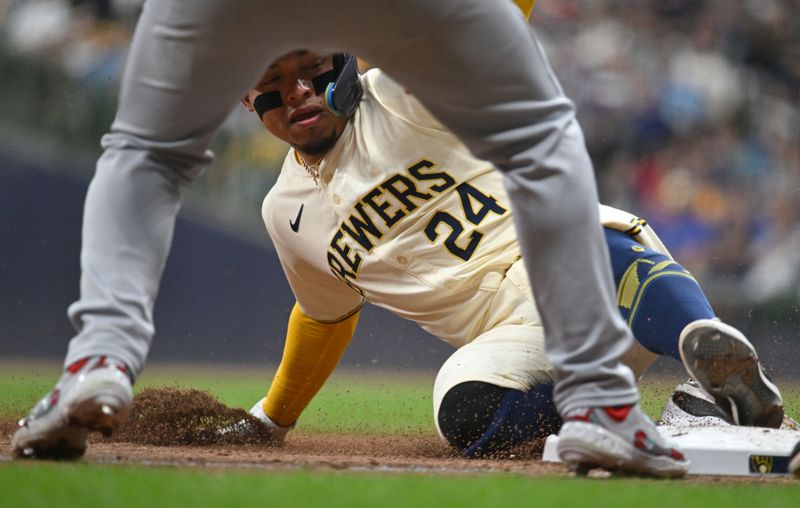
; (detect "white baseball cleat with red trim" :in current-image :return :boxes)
[12,356,133,460]
[558,403,689,478]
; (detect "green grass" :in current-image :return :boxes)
[140,365,438,434]
[3,361,797,434]
[2,361,799,508]
[1,461,799,508]
[0,361,438,434]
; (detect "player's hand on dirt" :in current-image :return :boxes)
[216,397,293,443]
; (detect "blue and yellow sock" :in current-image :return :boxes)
[604,228,714,361]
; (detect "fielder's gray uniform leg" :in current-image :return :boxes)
[65,0,298,376]
[349,1,639,414]
[65,0,636,411]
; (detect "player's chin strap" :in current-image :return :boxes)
[252,53,362,119]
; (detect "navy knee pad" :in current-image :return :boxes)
[437,381,560,458]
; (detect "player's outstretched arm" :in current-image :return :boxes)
[259,302,361,428]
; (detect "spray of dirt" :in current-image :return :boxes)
[106,387,279,446]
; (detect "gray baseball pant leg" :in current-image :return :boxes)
[352,1,639,414]
[65,0,637,412]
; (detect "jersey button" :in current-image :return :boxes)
[396,255,408,265]
[332,194,341,205]
[322,173,332,185]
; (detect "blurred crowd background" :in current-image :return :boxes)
[1,0,799,322]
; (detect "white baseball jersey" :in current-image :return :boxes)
[262,69,660,350]
[263,69,522,348]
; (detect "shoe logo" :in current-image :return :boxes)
[634,429,651,450]
[289,204,304,233]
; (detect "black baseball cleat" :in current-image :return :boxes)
[679,319,784,428]
[659,380,735,427]
[660,379,800,430]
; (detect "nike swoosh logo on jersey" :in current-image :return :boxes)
[289,204,304,232]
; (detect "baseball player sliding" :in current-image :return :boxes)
[234,48,786,466]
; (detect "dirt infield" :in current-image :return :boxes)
[0,387,563,476]
[0,388,795,483]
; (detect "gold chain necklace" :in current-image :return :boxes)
[296,151,322,186]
